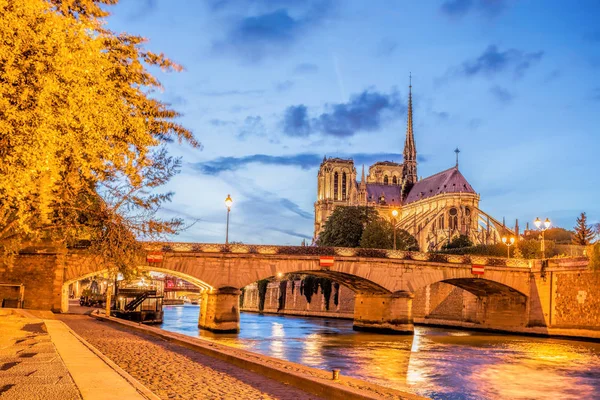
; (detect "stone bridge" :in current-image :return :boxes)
[56,243,588,334]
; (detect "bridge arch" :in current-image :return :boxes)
[61,265,213,313]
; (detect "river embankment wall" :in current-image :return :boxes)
[242,271,600,339]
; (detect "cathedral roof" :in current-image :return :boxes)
[370,161,402,167]
[404,167,476,204]
[366,184,402,206]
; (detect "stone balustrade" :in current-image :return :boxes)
[142,242,546,269]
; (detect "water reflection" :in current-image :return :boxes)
[161,305,600,399]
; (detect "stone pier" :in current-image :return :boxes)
[198,287,241,333]
[353,292,414,334]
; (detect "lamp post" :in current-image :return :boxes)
[391,209,399,250]
[501,236,515,258]
[225,194,233,245]
[534,217,551,259]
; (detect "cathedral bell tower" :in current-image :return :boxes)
[314,157,356,238]
[402,76,417,189]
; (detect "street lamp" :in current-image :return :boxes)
[501,236,515,258]
[534,217,551,259]
[391,209,399,250]
[225,194,233,245]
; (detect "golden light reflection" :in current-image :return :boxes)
[300,333,324,366]
[407,328,427,385]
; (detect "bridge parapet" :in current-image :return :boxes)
[139,242,574,269]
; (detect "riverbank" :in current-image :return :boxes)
[60,314,327,400]
[0,309,152,400]
[83,312,423,400]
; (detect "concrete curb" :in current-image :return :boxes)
[92,313,424,400]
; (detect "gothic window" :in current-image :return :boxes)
[439,214,445,230]
[342,172,347,200]
[432,220,437,232]
[464,207,471,233]
[392,176,397,185]
[383,175,389,185]
[449,207,458,230]
[334,172,339,200]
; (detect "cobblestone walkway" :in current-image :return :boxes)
[59,315,321,400]
[0,311,81,400]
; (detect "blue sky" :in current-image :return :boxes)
[105,0,600,244]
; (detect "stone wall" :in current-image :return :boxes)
[0,250,65,311]
[553,271,600,329]
[241,280,355,318]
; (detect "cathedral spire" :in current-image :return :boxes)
[402,74,417,186]
[361,164,365,183]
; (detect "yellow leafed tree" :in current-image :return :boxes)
[0,0,200,273]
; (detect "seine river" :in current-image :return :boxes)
[161,305,600,399]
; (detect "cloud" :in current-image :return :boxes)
[432,111,450,120]
[469,118,483,130]
[238,116,266,139]
[440,0,473,17]
[444,45,543,80]
[197,89,264,97]
[489,85,514,103]
[440,0,509,18]
[211,1,334,62]
[233,176,313,221]
[293,63,319,74]
[193,153,322,175]
[193,152,425,175]
[283,105,311,137]
[209,119,234,127]
[126,0,158,21]
[375,38,398,57]
[282,89,406,137]
[275,80,294,92]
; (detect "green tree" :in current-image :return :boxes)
[0,0,199,274]
[359,217,418,251]
[573,212,595,245]
[523,227,574,243]
[442,235,473,250]
[317,207,377,247]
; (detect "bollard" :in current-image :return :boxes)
[332,369,340,380]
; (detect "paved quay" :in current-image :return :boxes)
[0,310,81,400]
[59,315,323,400]
[0,309,154,400]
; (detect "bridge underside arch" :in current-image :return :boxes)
[61,266,213,313]
[413,277,529,331]
[440,278,527,299]
[256,270,391,295]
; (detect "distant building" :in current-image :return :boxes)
[314,81,510,250]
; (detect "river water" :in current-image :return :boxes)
[161,305,600,399]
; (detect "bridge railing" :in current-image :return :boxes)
[143,242,547,268]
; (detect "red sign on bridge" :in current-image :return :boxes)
[320,256,334,268]
[147,252,164,263]
[471,265,485,275]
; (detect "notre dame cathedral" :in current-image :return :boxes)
[314,82,510,251]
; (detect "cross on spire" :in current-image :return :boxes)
[454,147,460,168]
